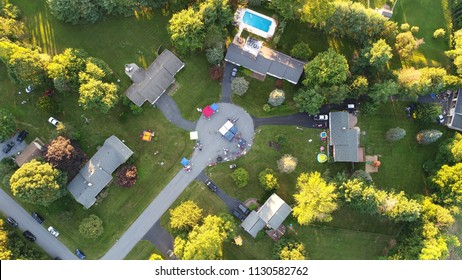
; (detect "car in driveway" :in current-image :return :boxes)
[438,114,445,124]
[23,230,36,242]
[238,204,251,215]
[2,142,15,153]
[31,212,44,224]
[205,180,217,192]
[6,217,18,227]
[16,130,28,143]
[232,210,245,221]
[230,67,237,82]
[75,249,86,259]
[48,226,60,237]
[314,114,328,121]
[48,117,60,127]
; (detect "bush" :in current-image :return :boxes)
[79,214,104,238]
[268,89,285,106]
[400,23,410,32]
[277,154,297,173]
[231,77,249,96]
[413,103,442,123]
[205,47,223,65]
[385,127,406,142]
[433,28,446,38]
[416,130,443,145]
[37,96,59,114]
[231,168,249,188]
[290,42,313,61]
[258,168,280,190]
[209,65,224,81]
[350,170,373,184]
[129,103,143,115]
[262,104,271,112]
[114,165,138,188]
[410,26,419,33]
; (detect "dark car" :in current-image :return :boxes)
[75,249,86,259]
[205,180,217,192]
[238,204,251,215]
[6,217,18,227]
[232,210,245,221]
[230,67,237,82]
[16,130,28,143]
[23,230,36,242]
[31,212,44,224]
[2,142,15,153]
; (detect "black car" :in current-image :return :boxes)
[2,142,15,153]
[238,204,251,215]
[16,130,28,143]
[75,249,86,259]
[31,212,44,224]
[232,210,245,221]
[205,180,217,192]
[23,230,36,242]
[6,217,18,227]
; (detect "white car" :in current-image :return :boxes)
[314,114,328,121]
[48,226,59,237]
[438,114,445,124]
[48,117,60,127]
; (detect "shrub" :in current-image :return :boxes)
[37,96,59,114]
[258,168,280,190]
[277,154,297,173]
[413,103,442,123]
[385,127,406,142]
[209,65,224,81]
[231,168,249,188]
[79,214,104,238]
[290,42,313,61]
[433,28,446,39]
[262,104,271,112]
[350,170,373,184]
[268,89,285,106]
[416,130,443,145]
[231,77,249,96]
[205,47,223,65]
[410,26,419,33]
[400,23,410,32]
[129,104,143,115]
[114,165,138,188]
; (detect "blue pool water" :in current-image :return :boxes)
[242,11,272,33]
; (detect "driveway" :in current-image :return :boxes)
[0,131,28,161]
[253,112,315,128]
[155,94,197,131]
[143,220,173,257]
[221,62,234,103]
[0,188,78,260]
[196,171,241,213]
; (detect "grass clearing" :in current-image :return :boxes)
[125,240,160,260]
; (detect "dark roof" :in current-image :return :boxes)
[225,43,306,84]
[124,49,185,107]
[15,138,45,167]
[329,112,360,162]
[67,136,133,208]
[450,89,462,130]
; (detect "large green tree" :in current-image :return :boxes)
[169,200,203,231]
[47,48,88,93]
[433,163,462,205]
[9,159,67,206]
[46,0,103,24]
[79,214,104,238]
[293,86,325,115]
[445,28,462,75]
[395,31,418,59]
[303,49,349,87]
[169,7,205,55]
[368,80,398,104]
[278,242,306,260]
[270,0,303,19]
[300,0,335,26]
[0,108,15,142]
[366,39,393,68]
[78,78,118,113]
[0,219,11,260]
[293,172,339,225]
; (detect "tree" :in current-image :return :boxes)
[350,170,373,184]
[47,48,88,93]
[395,32,418,59]
[277,154,298,173]
[46,0,103,24]
[413,103,442,124]
[9,160,67,206]
[169,200,203,231]
[270,0,303,19]
[433,28,446,39]
[0,219,11,260]
[278,242,306,260]
[149,253,163,260]
[432,163,462,205]
[231,77,249,96]
[0,13,26,41]
[174,215,229,260]
[114,165,138,188]
[258,168,280,190]
[79,214,104,238]
[268,89,285,107]
[303,49,349,87]
[0,108,15,142]
[205,47,223,65]
[54,121,81,140]
[349,76,368,99]
[78,78,119,113]
[43,136,87,179]
[169,8,205,55]
[450,133,462,162]
[411,26,420,34]
[36,96,59,114]
[416,130,442,145]
[368,80,398,104]
[385,127,406,142]
[367,39,393,68]
[375,190,422,222]
[293,172,338,225]
[293,86,325,115]
[290,42,312,61]
[400,23,410,32]
[231,167,249,188]
[300,0,334,26]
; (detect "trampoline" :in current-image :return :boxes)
[141,130,154,142]
[320,131,327,140]
[317,153,328,163]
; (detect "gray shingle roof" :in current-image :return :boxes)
[67,136,133,209]
[329,112,360,162]
[15,139,44,167]
[240,211,266,238]
[124,49,184,107]
[225,43,305,84]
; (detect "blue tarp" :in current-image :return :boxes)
[229,126,238,134]
[210,103,219,112]
[181,157,190,167]
[224,131,235,141]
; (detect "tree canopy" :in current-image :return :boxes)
[0,108,15,142]
[433,163,462,205]
[79,214,104,238]
[303,49,349,88]
[169,200,203,231]
[43,136,87,179]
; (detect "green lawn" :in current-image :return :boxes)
[124,240,160,260]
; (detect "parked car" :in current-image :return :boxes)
[2,142,15,153]
[238,204,251,215]
[232,210,245,221]
[31,212,44,224]
[438,114,445,124]
[205,180,217,192]
[23,230,36,242]
[48,117,60,127]
[75,249,86,259]
[229,164,237,169]
[48,226,60,237]
[230,67,237,82]
[16,130,28,143]
[6,217,18,227]
[314,114,328,121]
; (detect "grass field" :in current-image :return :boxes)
[124,240,160,260]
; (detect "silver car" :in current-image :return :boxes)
[48,226,59,237]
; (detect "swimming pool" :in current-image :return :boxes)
[242,11,272,33]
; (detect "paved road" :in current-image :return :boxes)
[0,188,78,260]
[156,94,197,131]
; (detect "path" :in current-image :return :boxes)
[155,94,197,131]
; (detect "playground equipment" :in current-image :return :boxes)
[317,153,328,163]
[141,130,154,142]
[181,157,192,173]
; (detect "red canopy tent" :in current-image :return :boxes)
[202,105,214,118]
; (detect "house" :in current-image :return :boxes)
[224,38,306,84]
[15,138,45,167]
[448,89,462,131]
[329,112,364,162]
[67,135,133,209]
[124,49,185,107]
[241,193,292,238]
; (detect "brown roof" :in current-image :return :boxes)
[15,139,45,167]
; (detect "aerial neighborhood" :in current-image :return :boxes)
[1,0,462,262]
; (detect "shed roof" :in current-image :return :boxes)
[15,139,45,167]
